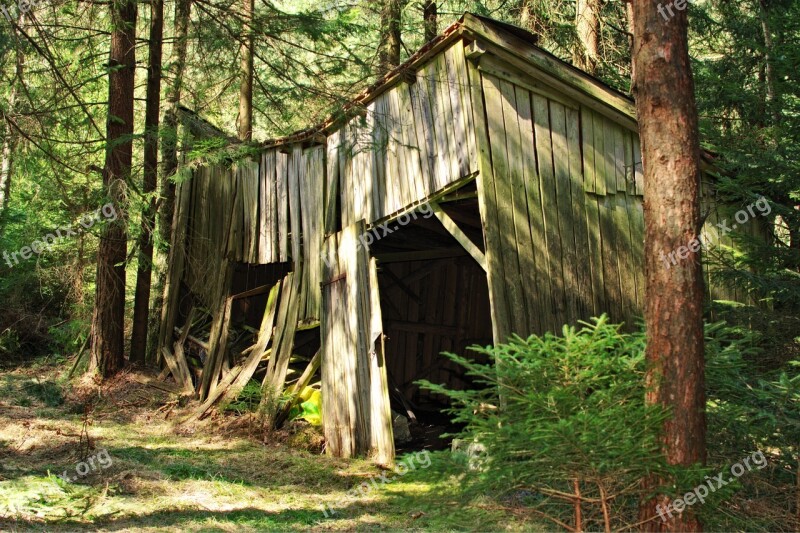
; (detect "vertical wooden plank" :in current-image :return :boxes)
[259,150,276,264]
[444,45,469,179]
[603,117,618,195]
[469,64,508,344]
[592,111,607,196]
[615,193,637,326]
[533,93,566,329]
[321,233,345,456]
[566,106,593,320]
[430,56,454,191]
[581,107,597,194]
[623,129,634,195]
[614,124,627,192]
[550,100,579,325]
[371,98,389,220]
[438,53,460,187]
[288,145,303,266]
[598,195,623,321]
[324,134,339,236]
[408,73,435,198]
[301,146,324,319]
[276,151,289,262]
[516,85,551,335]
[483,74,523,338]
[386,95,402,217]
[387,86,412,209]
[452,40,478,173]
[247,160,260,263]
[339,122,354,227]
[396,83,426,205]
[367,258,394,465]
[498,80,537,335]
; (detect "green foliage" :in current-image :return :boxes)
[421,317,797,530]
[420,316,673,529]
[222,380,263,415]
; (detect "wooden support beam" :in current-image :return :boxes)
[431,203,487,271]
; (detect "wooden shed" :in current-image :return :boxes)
[159,14,754,463]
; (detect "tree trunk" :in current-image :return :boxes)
[237,0,254,141]
[423,0,437,42]
[0,16,24,224]
[90,0,137,378]
[631,0,706,530]
[130,0,164,365]
[378,0,404,75]
[574,0,601,74]
[758,0,779,124]
[148,0,192,364]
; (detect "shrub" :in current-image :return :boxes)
[419,316,672,531]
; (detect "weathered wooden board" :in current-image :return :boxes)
[550,100,579,325]
[566,106,593,319]
[533,92,566,329]
[259,150,277,264]
[276,151,289,262]
[515,85,551,334]
[477,73,513,340]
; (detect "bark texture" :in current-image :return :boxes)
[148,0,192,364]
[423,0,437,42]
[90,0,137,377]
[574,0,601,74]
[237,0,254,141]
[131,0,164,364]
[378,0,404,74]
[631,0,706,530]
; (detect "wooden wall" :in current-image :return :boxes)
[473,56,760,342]
[181,40,480,325]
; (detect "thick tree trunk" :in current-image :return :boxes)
[631,0,706,530]
[237,0,254,141]
[378,0,403,75]
[147,0,192,364]
[90,0,137,377]
[423,0,437,42]
[574,0,601,74]
[130,0,164,365]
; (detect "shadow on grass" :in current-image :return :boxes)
[0,506,327,532]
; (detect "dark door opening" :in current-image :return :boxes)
[369,196,493,452]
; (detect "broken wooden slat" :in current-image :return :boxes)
[157,177,192,362]
[194,279,283,420]
[199,261,234,400]
[260,270,301,423]
[171,307,196,394]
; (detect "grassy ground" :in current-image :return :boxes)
[0,360,541,532]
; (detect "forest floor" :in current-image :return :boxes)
[0,359,539,532]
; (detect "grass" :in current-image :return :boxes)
[0,361,539,532]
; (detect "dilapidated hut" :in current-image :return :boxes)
[158,14,759,463]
